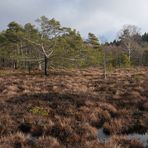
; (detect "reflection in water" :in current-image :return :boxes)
[97,128,110,143]
[127,132,148,147]
[97,128,148,147]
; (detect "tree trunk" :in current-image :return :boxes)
[14,61,17,69]
[128,48,131,64]
[44,55,48,76]
[28,62,31,74]
[103,49,107,80]
[2,58,5,67]
[38,62,42,71]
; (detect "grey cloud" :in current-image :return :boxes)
[0,0,148,41]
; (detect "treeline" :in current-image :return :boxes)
[0,16,148,75]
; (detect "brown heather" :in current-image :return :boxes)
[0,67,147,147]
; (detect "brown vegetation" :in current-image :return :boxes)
[0,67,147,147]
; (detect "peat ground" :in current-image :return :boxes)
[0,68,147,148]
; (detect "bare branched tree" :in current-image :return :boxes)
[118,25,141,63]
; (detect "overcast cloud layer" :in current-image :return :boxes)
[0,0,148,41]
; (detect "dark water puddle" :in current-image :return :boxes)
[97,128,148,147]
[97,128,110,143]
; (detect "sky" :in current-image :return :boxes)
[0,0,148,42]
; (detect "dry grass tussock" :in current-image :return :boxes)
[0,67,147,147]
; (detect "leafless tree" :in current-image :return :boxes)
[118,25,141,63]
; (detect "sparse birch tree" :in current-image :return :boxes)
[119,25,140,64]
